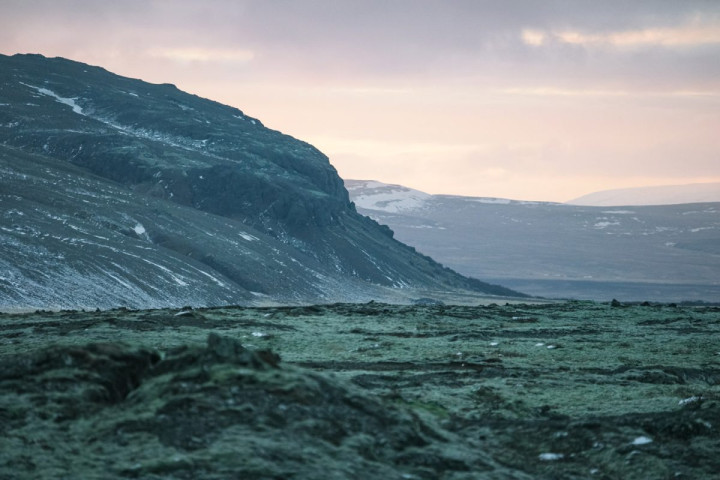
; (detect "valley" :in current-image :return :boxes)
[346,180,720,303]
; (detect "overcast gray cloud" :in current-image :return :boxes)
[4,0,719,85]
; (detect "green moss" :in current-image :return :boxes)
[1,302,719,478]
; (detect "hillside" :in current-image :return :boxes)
[346,180,720,302]
[0,54,522,309]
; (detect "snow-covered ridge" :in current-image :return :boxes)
[346,180,431,213]
[345,180,552,213]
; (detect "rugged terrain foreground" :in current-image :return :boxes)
[1,301,718,479]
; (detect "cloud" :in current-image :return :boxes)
[554,19,720,48]
[147,47,255,64]
[519,10,720,62]
[521,30,547,46]
[496,87,630,97]
[4,1,720,87]
[495,87,720,99]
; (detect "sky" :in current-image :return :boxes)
[1,0,719,202]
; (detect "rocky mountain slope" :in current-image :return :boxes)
[568,182,720,206]
[0,54,521,309]
[346,180,720,302]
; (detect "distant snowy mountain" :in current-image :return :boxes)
[568,183,720,206]
[345,180,521,212]
[347,181,431,213]
[346,179,720,302]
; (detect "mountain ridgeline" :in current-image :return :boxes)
[0,54,522,308]
[346,180,720,302]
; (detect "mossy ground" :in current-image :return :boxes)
[1,301,718,479]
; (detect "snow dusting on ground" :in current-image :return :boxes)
[593,220,621,229]
[239,232,258,242]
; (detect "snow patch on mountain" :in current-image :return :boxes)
[192,268,227,288]
[239,232,258,242]
[20,82,215,157]
[21,83,84,115]
[345,180,430,213]
[468,197,512,205]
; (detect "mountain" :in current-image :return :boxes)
[346,180,720,302]
[568,182,720,206]
[0,54,522,309]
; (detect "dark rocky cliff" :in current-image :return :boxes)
[0,54,523,308]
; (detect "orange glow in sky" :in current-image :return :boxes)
[1,1,719,201]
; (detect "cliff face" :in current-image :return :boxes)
[0,54,522,308]
[1,54,348,234]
